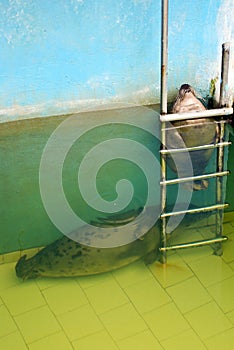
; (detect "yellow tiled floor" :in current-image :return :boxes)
[0,212,234,349]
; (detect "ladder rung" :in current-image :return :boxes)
[159,236,228,251]
[161,203,229,218]
[160,107,233,122]
[162,119,229,132]
[160,141,231,154]
[160,171,229,186]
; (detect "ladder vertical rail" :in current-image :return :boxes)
[160,0,169,262]
[160,0,168,115]
[215,120,226,255]
[214,41,231,255]
[160,121,167,263]
[219,43,230,108]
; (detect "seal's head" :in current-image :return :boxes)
[172,83,205,114]
[15,255,40,280]
[178,84,195,99]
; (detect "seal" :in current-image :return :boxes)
[15,207,160,280]
[15,206,212,279]
[166,84,218,191]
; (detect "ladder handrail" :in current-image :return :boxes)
[160,107,233,122]
[161,203,229,218]
[160,171,229,185]
[159,236,228,252]
[160,141,231,154]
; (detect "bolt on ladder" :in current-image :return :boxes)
[159,107,233,263]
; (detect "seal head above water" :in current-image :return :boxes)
[172,84,206,113]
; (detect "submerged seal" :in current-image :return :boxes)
[15,208,160,280]
[166,84,218,191]
[15,206,213,280]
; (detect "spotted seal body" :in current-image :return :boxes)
[166,84,218,191]
[15,208,160,280]
[15,206,213,279]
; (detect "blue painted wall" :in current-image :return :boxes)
[0,0,233,122]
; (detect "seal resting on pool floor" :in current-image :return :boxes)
[15,206,214,280]
[15,207,161,280]
[166,83,218,191]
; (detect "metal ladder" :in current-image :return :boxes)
[159,0,233,262]
[159,107,233,263]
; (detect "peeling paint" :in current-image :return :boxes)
[0,0,43,46]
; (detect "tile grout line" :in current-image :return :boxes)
[0,328,29,348]
[1,278,75,349]
[183,300,233,345]
[71,328,120,349]
[82,269,156,346]
[163,271,216,350]
[41,278,124,348]
[94,272,151,347]
[163,328,209,349]
[26,330,70,349]
[111,268,172,348]
[141,255,227,349]
[35,284,76,349]
[0,301,30,348]
[148,256,196,289]
[118,328,168,350]
[71,286,122,349]
[204,324,234,343]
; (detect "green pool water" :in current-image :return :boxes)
[0,105,233,255]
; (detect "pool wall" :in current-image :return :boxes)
[0,0,233,122]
